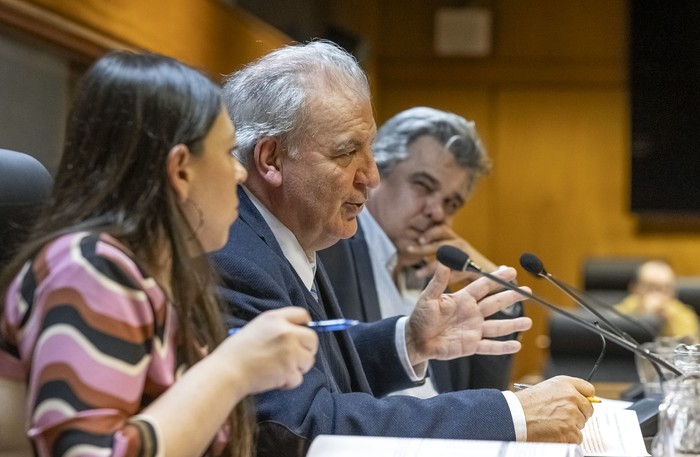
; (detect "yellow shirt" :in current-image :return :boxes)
[616,295,700,342]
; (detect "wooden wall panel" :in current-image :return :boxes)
[491,88,631,376]
[495,0,626,60]
[376,0,626,73]
[2,0,289,77]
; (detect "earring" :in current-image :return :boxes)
[182,199,205,239]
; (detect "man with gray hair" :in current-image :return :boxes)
[211,40,594,457]
[320,107,520,396]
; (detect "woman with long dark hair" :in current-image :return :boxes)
[0,51,317,457]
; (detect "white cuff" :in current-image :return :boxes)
[502,390,527,442]
[129,413,165,457]
[396,316,428,382]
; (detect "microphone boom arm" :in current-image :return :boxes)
[545,273,639,345]
[475,268,682,377]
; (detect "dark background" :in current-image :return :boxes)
[630,0,700,214]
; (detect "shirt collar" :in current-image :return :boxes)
[242,186,316,290]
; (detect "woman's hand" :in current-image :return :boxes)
[219,307,319,394]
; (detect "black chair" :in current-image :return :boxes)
[676,276,700,318]
[543,256,663,383]
[582,256,648,306]
[547,256,700,382]
[546,308,660,382]
[0,149,53,267]
[0,149,50,456]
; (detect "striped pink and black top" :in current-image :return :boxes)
[1,232,225,457]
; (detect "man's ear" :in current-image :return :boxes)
[166,144,192,203]
[253,137,284,187]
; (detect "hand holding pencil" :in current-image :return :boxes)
[514,382,601,403]
[512,375,596,444]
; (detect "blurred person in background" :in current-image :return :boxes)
[617,259,699,342]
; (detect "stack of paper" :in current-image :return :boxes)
[581,400,649,457]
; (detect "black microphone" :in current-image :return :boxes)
[519,252,639,344]
[520,252,656,342]
[436,245,682,377]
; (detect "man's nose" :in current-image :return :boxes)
[357,152,380,189]
[425,195,446,222]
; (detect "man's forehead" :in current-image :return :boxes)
[639,263,675,282]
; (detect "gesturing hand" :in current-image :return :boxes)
[405,264,532,366]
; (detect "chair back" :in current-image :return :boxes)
[0,149,53,266]
[582,256,648,305]
[0,149,51,456]
[676,276,700,319]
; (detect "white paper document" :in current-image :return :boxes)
[581,408,650,457]
[307,435,583,457]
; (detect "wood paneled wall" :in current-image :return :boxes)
[0,0,289,77]
[374,0,700,379]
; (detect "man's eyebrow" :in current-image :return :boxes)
[410,171,440,186]
[411,171,467,206]
[333,139,362,153]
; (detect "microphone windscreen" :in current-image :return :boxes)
[520,252,545,276]
[436,245,470,271]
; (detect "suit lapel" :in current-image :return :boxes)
[238,189,328,319]
[348,223,383,322]
[316,262,373,394]
[238,188,372,394]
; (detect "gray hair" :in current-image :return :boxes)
[372,107,492,193]
[222,40,371,167]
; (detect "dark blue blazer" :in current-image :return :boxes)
[210,189,515,457]
[318,222,519,392]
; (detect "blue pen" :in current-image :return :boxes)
[306,318,359,332]
[228,318,359,335]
